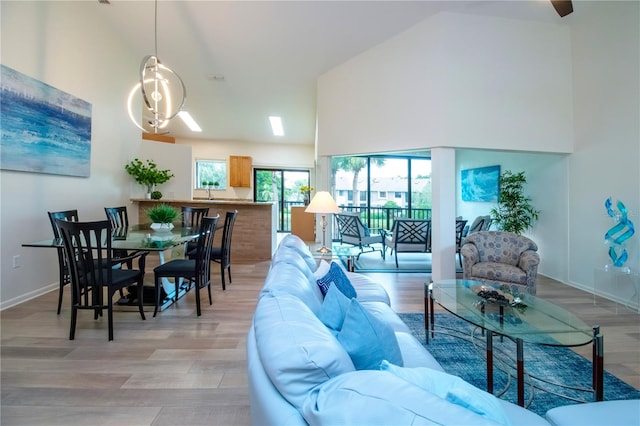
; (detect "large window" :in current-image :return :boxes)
[331,154,431,232]
[195,159,227,189]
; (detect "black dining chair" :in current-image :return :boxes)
[153,215,219,317]
[104,206,133,269]
[181,206,210,257]
[48,210,79,315]
[56,219,148,341]
[211,210,238,290]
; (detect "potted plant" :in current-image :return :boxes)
[125,158,174,199]
[146,203,180,231]
[490,170,540,235]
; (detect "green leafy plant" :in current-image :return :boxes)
[490,170,539,235]
[125,158,174,192]
[146,203,180,224]
[150,190,163,200]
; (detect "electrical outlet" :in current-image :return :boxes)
[12,255,21,268]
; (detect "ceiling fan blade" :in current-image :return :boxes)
[551,0,573,17]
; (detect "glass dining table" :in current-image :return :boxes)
[22,224,201,312]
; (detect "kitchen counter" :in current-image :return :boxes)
[131,199,277,262]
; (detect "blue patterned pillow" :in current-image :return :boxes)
[316,262,357,299]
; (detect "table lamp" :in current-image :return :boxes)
[305,191,340,253]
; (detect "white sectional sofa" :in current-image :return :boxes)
[247,234,550,425]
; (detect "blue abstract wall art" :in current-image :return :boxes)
[461,165,500,202]
[0,65,92,177]
[604,197,635,272]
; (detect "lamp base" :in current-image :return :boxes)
[316,246,332,254]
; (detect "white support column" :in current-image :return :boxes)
[431,147,457,280]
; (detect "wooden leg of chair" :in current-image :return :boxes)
[153,275,161,317]
[195,279,202,316]
[221,264,226,291]
[207,282,212,305]
[108,293,114,341]
[69,306,77,340]
[227,266,232,284]
[137,280,146,321]
[57,281,64,315]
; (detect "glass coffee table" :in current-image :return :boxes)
[424,279,604,407]
[307,242,361,272]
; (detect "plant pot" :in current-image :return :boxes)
[150,223,174,232]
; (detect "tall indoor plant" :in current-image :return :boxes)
[490,170,540,235]
[125,158,174,199]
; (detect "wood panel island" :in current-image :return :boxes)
[131,199,277,262]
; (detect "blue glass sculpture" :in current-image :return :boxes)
[604,198,635,273]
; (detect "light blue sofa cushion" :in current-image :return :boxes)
[302,370,500,426]
[316,261,357,298]
[337,299,403,370]
[278,234,317,272]
[380,360,511,425]
[318,283,352,332]
[261,262,323,314]
[254,293,355,410]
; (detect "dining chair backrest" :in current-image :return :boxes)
[219,210,238,267]
[104,206,129,228]
[47,209,79,315]
[48,209,79,239]
[181,206,210,228]
[194,215,219,279]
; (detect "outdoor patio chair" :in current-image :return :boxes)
[384,218,431,268]
[334,212,385,260]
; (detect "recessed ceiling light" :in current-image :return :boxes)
[178,111,202,132]
[269,116,284,136]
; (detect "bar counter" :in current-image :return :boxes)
[131,198,277,262]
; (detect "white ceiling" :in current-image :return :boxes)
[97,1,573,145]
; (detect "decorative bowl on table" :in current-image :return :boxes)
[471,285,514,305]
[150,222,174,232]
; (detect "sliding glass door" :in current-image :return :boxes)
[331,155,431,234]
[254,168,310,232]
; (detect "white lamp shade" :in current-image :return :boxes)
[305,191,340,214]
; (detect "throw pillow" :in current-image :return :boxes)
[380,360,510,425]
[316,261,357,299]
[337,299,403,370]
[318,283,352,332]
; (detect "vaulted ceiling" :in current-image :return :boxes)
[98,1,573,145]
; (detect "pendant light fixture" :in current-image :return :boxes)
[127,0,186,134]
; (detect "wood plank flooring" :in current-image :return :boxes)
[2,258,638,425]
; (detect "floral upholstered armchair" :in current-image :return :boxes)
[460,231,540,295]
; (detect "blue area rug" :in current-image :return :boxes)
[399,312,640,416]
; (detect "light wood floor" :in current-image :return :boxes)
[1,259,638,425]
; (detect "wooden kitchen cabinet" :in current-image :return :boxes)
[229,155,252,187]
[291,206,315,241]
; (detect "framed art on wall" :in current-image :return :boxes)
[0,65,92,177]
[461,165,500,202]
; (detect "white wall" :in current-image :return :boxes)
[567,1,639,291]
[1,2,145,309]
[317,12,573,156]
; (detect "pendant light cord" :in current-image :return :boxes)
[154,0,158,58]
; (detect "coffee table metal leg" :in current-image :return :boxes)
[486,330,494,394]
[593,326,604,401]
[424,283,430,344]
[517,338,525,406]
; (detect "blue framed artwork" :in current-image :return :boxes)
[461,165,500,202]
[1,65,92,177]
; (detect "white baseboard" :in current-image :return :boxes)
[0,283,58,311]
